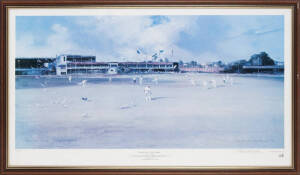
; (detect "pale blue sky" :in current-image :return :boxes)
[16,15,284,62]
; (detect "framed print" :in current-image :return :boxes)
[0,0,299,174]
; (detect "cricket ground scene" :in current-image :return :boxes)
[15,15,284,149]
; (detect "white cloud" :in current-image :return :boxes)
[75,16,198,61]
[51,23,68,33]
[16,16,283,63]
[16,16,198,61]
[16,24,83,57]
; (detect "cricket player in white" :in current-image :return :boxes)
[79,80,87,87]
[68,76,72,83]
[153,77,159,85]
[209,79,217,88]
[144,85,152,102]
[139,76,143,85]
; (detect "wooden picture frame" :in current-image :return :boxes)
[0,0,299,174]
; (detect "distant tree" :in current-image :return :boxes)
[164,58,169,62]
[224,59,247,73]
[190,61,197,67]
[216,60,225,67]
[159,59,163,62]
[249,52,275,66]
[238,59,248,65]
[178,60,184,65]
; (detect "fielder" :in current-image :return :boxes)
[144,85,152,102]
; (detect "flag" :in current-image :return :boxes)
[152,53,158,60]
